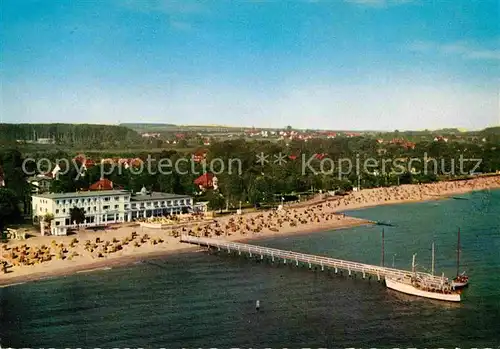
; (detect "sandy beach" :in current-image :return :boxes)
[1,175,499,286]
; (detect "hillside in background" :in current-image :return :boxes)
[120,123,499,134]
[119,123,177,132]
[120,123,247,133]
[479,126,500,135]
[0,123,144,149]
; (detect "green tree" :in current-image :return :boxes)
[69,206,86,229]
[207,191,225,212]
[399,171,413,185]
[43,213,54,223]
[0,188,20,233]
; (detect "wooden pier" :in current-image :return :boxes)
[180,235,449,284]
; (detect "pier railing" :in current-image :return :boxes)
[180,235,449,285]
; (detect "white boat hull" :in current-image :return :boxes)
[385,278,461,302]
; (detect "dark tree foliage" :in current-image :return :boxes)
[69,206,86,228]
[0,123,144,149]
[0,188,21,233]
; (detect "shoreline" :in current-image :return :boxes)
[0,219,370,287]
[1,176,499,287]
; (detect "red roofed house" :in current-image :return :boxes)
[129,158,143,168]
[89,178,114,191]
[192,150,208,163]
[390,138,416,150]
[73,154,95,170]
[84,159,95,168]
[194,172,218,191]
[73,154,86,163]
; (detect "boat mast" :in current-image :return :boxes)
[456,228,461,276]
[412,253,417,276]
[431,242,435,276]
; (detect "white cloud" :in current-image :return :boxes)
[170,20,193,31]
[117,0,208,32]
[119,0,208,15]
[408,40,500,61]
[345,0,415,7]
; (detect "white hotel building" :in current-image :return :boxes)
[32,188,193,235]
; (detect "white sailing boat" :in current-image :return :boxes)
[385,250,461,302]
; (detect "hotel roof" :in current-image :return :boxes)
[33,190,191,200]
[33,190,130,199]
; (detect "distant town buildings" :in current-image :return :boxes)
[141,132,161,138]
[100,157,143,169]
[434,136,449,142]
[389,138,416,149]
[17,137,56,145]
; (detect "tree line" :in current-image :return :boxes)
[0,123,144,149]
[1,133,499,229]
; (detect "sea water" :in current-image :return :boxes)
[1,190,499,348]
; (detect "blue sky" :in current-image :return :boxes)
[1,0,499,130]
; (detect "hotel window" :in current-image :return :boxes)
[115,205,119,209]
[63,209,66,213]
[115,197,119,201]
[56,209,59,214]
[103,205,109,210]
[104,197,110,201]
[55,222,60,226]
[174,200,178,205]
